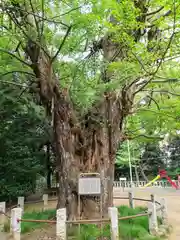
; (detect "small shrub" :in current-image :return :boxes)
[119,223,148,239]
[77,224,110,240]
[3,209,56,233]
[118,205,149,232]
[21,209,56,233]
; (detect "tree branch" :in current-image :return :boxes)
[0,70,35,78]
[129,134,163,140]
[130,51,151,74]
[137,108,178,120]
[142,89,180,97]
[6,10,50,58]
[152,78,180,83]
[40,0,45,37]
[29,0,41,39]
[143,6,164,17]
[0,48,31,67]
[148,10,172,22]
[2,5,72,27]
[58,6,81,17]
[0,80,27,87]
[51,25,72,63]
[133,1,177,95]
[146,94,160,110]
[134,28,176,93]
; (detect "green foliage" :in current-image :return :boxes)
[116,140,140,167]
[0,0,180,127]
[167,168,180,179]
[167,136,180,169]
[118,205,149,234]
[140,143,164,177]
[4,209,56,233]
[73,206,161,240]
[21,209,56,233]
[78,224,110,240]
[0,83,48,201]
[161,136,180,178]
[0,0,180,115]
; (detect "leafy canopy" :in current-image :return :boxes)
[0,0,179,127]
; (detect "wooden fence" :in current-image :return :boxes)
[0,192,168,240]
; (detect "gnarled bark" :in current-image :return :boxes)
[53,91,123,219]
[24,44,125,219]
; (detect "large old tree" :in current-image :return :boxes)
[0,0,179,219]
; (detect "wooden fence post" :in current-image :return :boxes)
[160,198,168,226]
[17,197,24,212]
[108,207,119,240]
[11,207,22,240]
[148,202,158,235]
[0,202,6,231]
[43,194,48,210]
[56,208,67,240]
[128,191,134,208]
[150,194,155,204]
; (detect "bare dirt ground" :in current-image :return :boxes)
[3,187,180,239]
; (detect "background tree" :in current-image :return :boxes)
[0,82,48,202]
[139,143,164,179]
[115,140,140,180]
[161,136,180,178]
[168,137,180,169]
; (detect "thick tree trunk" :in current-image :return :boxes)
[23,38,131,219]
[24,43,119,219]
[54,132,116,220]
[54,94,122,219]
[22,40,131,220]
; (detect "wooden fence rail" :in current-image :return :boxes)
[0,193,168,240]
